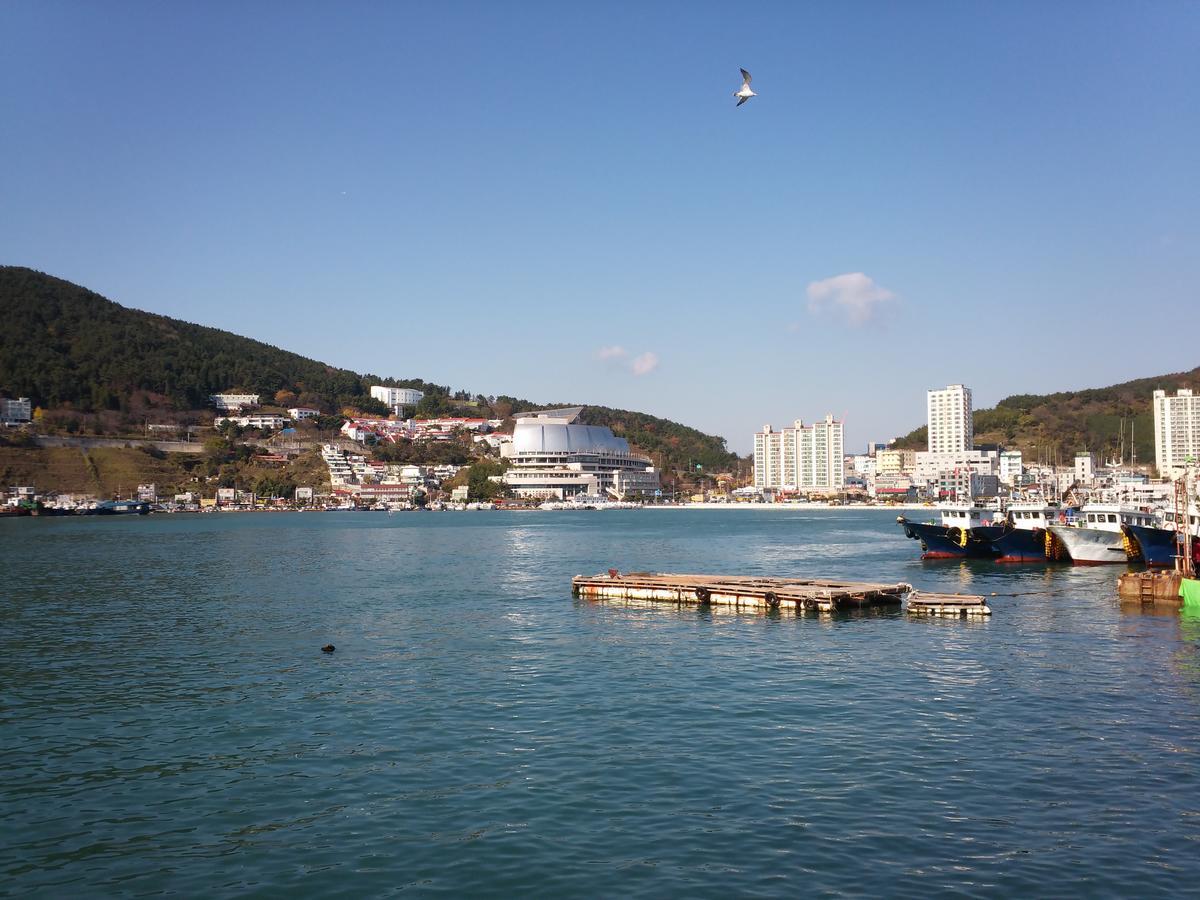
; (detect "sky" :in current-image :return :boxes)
[2,1,1198,453]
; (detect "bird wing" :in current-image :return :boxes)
[736,95,749,107]
[740,68,752,85]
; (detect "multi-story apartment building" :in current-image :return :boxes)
[998,450,1023,485]
[927,384,973,453]
[753,415,845,492]
[1154,388,1200,477]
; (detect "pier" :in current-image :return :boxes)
[572,571,989,616]
[906,590,992,617]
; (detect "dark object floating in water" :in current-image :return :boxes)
[321,644,335,653]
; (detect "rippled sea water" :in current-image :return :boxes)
[3,508,1199,897]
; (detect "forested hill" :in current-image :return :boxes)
[0,267,738,472]
[892,367,1200,463]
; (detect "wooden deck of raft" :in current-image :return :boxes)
[572,572,990,617]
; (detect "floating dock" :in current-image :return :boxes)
[568,571,984,619]
[572,571,987,616]
[906,590,992,618]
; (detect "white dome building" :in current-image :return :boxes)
[502,408,661,500]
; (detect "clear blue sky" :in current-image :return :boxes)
[3,1,1197,453]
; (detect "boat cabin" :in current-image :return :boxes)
[1161,505,1200,537]
[1006,503,1059,531]
[1078,503,1156,533]
[938,504,1002,529]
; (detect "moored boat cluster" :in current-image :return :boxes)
[899,501,1200,567]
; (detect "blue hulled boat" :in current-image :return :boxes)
[989,502,1065,563]
[1123,523,1181,568]
[898,504,1003,560]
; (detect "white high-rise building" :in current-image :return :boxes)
[927,384,973,453]
[1153,388,1200,476]
[753,415,845,492]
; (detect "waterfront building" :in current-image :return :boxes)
[927,384,973,453]
[872,474,914,500]
[0,397,32,425]
[1153,388,1200,476]
[501,407,660,499]
[370,386,425,413]
[913,449,997,488]
[753,415,845,493]
[876,448,915,476]
[210,393,260,411]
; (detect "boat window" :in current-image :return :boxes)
[1087,513,1096,522]
[1108,514,1117,523]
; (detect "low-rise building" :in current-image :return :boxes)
[0,397,32,425]
[215,414,289,430]
[289,407,320,421]
[210,393,260,411]
[913,450,998,487]
[875,448,915,476]
[370,386,425,412]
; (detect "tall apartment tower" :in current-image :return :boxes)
[927,384,973,453]
[753,415,845,492]
[1153,388,1200,476]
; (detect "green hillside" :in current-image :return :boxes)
[0,267,737,474]
[892,368,1199,465]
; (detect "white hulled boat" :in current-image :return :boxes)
[1047,503,1158,565]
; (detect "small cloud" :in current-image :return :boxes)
[596,345,659,375]
[630,351,659,376]
[806,272,896,326]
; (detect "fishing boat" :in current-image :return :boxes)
[989,502,1063,563]
[92,499,151,515]
[1047,503,1155,565]
[897,503,1004,559]
[1126,504,1200,568]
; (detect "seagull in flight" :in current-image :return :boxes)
[734,68,756,106]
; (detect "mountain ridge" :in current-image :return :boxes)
[0,266,738,473]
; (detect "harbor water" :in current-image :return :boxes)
[3,509,1200,896]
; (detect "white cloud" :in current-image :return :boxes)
[630,351,660,376]
[595,345,660,375]
[806,272,896,326]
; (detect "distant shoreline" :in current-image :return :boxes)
[646,503,931,512]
